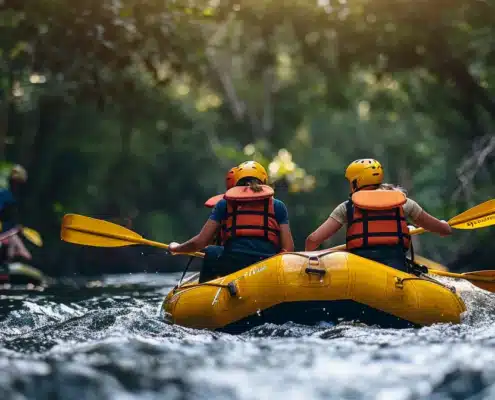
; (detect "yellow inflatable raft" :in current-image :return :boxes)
[161,250,466,333]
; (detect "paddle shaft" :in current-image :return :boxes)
[68,225,205,258]
[429,269,495,283]
[0,226,20,242]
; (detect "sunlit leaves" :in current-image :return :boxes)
[268,149,315,192]
[2,0,494,273]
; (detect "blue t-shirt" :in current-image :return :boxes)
[0,188,15,232]
[209,198,289,257]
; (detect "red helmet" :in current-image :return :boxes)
[205,166,240,209]
[225,166,239,190]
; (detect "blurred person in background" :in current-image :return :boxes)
[0,165,32,270]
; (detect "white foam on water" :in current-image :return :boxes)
[0,272,495,399]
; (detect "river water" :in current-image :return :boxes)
[0,273,494,400]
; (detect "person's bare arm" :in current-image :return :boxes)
[305,217,343,251]
[8,234,32,260]
[413,211,451,236]
[279,224,294,252]
[169,219,220,253]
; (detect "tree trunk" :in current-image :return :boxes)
[0,67,15,160]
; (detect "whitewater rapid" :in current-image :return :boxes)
[0,273,494,400]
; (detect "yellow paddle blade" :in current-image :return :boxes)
[21,227,43,247]
[449,213,495,230]
[61,214,147,248]
[462,270,495,292]
[409,199,495,235]
[448,199,495,226]
[429,269,495,293]
[61,213,205,257]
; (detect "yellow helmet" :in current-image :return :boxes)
[236,161,268,184]
[345,158,383,192]
[10,164,28,183]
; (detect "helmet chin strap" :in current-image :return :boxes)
[351,181,380,194]
[359,184,380,190]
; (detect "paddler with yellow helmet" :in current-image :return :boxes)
[170,161,294,282]
[305,159,451,272]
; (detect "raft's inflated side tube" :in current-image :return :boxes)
[161,251,467,333]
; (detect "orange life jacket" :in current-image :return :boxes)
[345,190,411,251]
[221,185,281,248]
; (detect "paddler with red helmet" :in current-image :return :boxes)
[204,166,240,209]
[170,161,294,282]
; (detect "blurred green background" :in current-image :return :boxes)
[1,1,494,276]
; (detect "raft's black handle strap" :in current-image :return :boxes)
[304,255,326,276]
[305,267,326,276]
[407,259,429,276]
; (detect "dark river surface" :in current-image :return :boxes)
[0,272,495,400]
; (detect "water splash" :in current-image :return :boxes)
[0,273,494,399]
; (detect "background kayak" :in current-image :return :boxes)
[1,262,46,286]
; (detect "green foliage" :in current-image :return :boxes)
[1,0,494,274]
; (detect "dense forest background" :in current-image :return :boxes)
[1,1,494,277]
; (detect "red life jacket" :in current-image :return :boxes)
[345,190,411,251]
[221,185,281,248]
[204,194,226,245]
[204,194,225,209]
